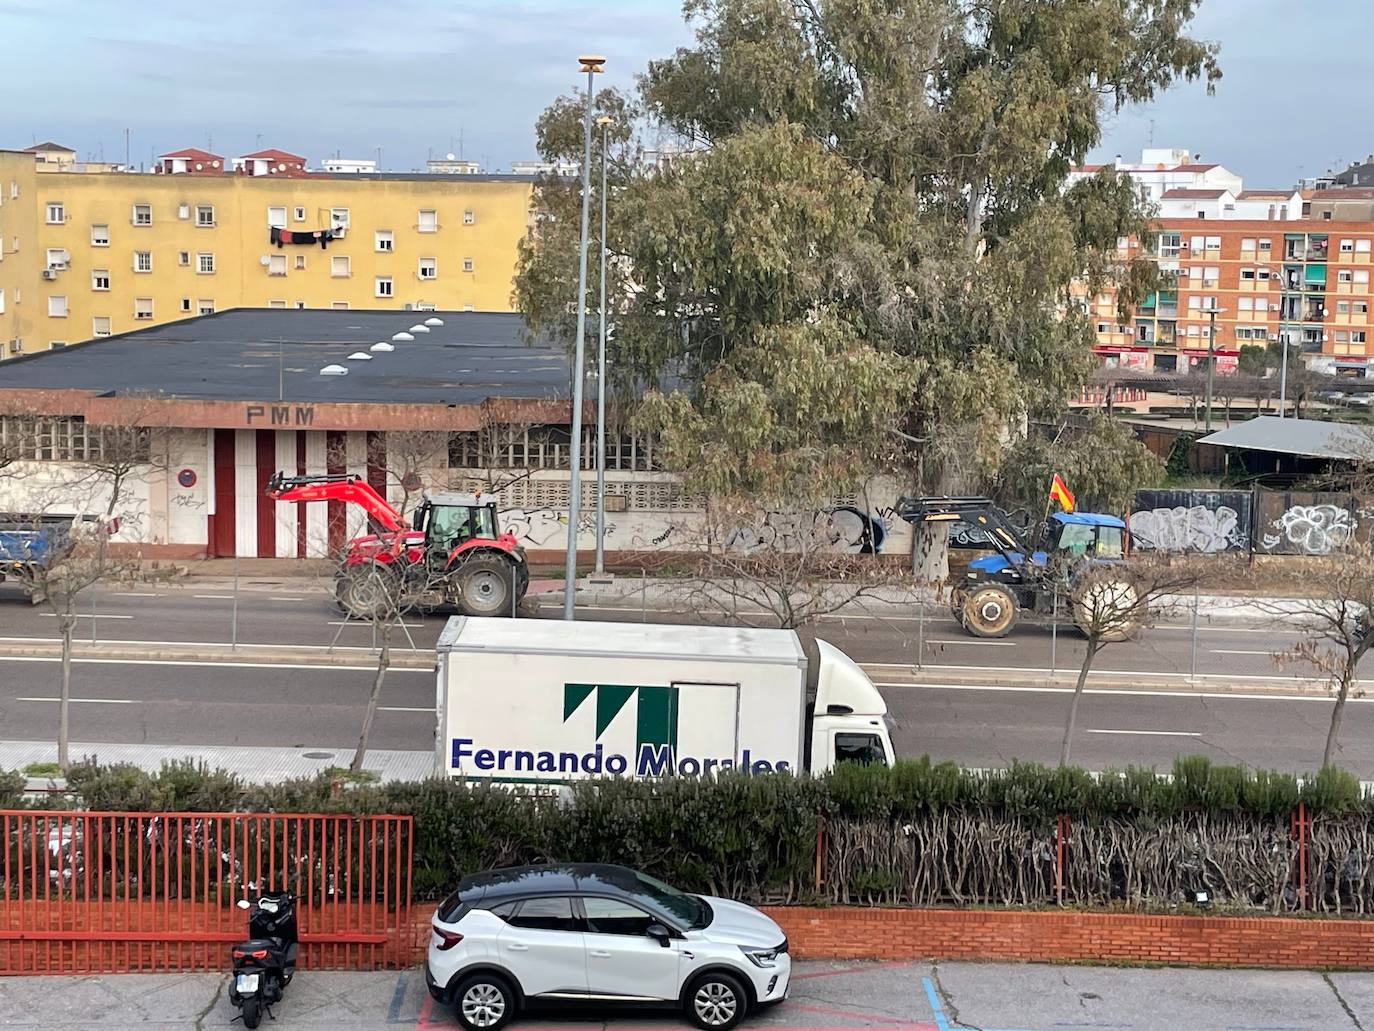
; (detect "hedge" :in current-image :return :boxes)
[3,756,1369,914]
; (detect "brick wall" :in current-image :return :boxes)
[764,907,1374,970]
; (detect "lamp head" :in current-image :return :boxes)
[579,55,607,74]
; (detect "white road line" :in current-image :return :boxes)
[862,661,1319,685]
[14,696,136,705]
[873,681,1363,704]
[1211,649,1275,655]
[0,656,432,673]
[1085,728,1202,737]
[113,592,160,598]
[926,638,1017,647]
[378,706,435,713]
[193,594,234,600]
[39,613,133,620]
[326,621,425,629]
[268,597,305,602]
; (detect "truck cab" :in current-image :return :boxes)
[807,640,895,772]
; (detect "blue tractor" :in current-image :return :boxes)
[896,496,1139,639]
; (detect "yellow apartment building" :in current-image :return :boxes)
[0,145,535,357]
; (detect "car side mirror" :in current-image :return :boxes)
[646,922,672,947]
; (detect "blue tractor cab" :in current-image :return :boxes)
[896,497,1137,639]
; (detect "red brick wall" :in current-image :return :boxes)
[764,907,1374,970]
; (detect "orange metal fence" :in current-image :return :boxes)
[0,811,413,974]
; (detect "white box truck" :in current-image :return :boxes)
[434,617,894,782]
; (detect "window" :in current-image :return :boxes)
[180,297,192,312]
[132,203,151,226]
[91,269,109,291]
[1241,238,1256,252]
[1203,266,1219,286]
[375,230,394,252]
[1240,268,1256,281]
[1342,239,1355,253]
[1259,238,1272,252]
[293,206,306,222]
[1336,330,1350,343]
[1238,297,1253,311]
[92,316,111,337]
[1257,268,1272,281]
[463,209,475,226]
[195,205,215,227]
[1157,232,1181,258]
[178,251,190,266]
[1188,236,1204,253]
[462,256,474,273]
[418,257,437,280]
[582,897,657,937]
[1360,240,1373,255]
[134,297,153,320]
[1324,211,1333,221]
[46,248,67,269]
[1356,302,1369,315]
[331,301,349,310]
[1356,331,1368,344]
[331,255,351,277]
[835,732,887,766]
[47,296,67,317]
[46,202,64,224]
[1188,296,1201,310]
[134,250,152,272]
[1205,236,1221,250]
[1096,321,1112,333]
[178,203,189,220]
[295,255,307,270]
[1338,301,1350,314]
[507,897,579,933]
[0,289,6,314]
[375,276,393,298]
[1339,270,1354,283]
[198,300,215,316]
[1187,267,1202,282]
[417,209,438,233]
[8,181,17,199]
[268,299,288,309]
[267,206,287,229]
[268,254,286,276]
[1358,270,1371,286]
[330,207,350,229]
[295,300,306,309]
[91,224,109,246]
[197,252,215,274]
[0,416,129,461]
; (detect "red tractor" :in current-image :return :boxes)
[265,472,529,618]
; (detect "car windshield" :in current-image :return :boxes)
[620,870,707,929]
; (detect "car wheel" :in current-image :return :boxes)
[685,970,748,1030]
[452,972,515,1031]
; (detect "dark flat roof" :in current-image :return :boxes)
[454,864,662,902]
[0,309,571,406]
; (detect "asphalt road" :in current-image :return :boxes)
[7,961,1374,1030]
[0,583,1364,774]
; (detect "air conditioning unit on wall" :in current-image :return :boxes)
[41,269,57,280]
[8,339,23,354]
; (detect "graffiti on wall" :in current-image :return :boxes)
[724,506,889,555]
[502,508,605,548]
[1129,490,1252,553]
[1260,505,1356,555]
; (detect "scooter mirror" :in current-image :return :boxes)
[236,899,251,910]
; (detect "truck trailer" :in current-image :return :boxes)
[434,617,894,782]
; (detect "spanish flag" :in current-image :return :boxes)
[1049,474,1076,513]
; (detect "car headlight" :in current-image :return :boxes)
[740,945,778,968]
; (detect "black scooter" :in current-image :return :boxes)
[227,889,298,1028]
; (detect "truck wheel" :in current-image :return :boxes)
[961,584,1018,638]
[455,556,514,617]
[1072,577,1143,642]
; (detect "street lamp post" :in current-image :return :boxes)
[594,115,612,577]
[563,55,605,621]
[1270,267,1291,419]
[1202,305,1222,432]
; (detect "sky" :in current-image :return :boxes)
[0,0,1370,186]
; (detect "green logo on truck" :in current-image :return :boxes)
[563,682,679,756]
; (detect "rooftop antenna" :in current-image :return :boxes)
[375,145,382,168]
[124,128,130,170]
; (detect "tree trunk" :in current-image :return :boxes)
[350,621,392,773]
[1323,669,1354,768]
[1059,638,1099,767]
[58,614,73,771]
[912,523,951,583]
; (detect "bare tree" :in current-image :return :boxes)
[1264,542,1374,768]
[667,498,909,630]
[1058,555,1208,766]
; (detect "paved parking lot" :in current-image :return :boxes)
[2,960,1373,1030]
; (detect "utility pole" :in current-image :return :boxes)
[1203,305,1222,432]
[562,55,606,620]
[594,115,612,576]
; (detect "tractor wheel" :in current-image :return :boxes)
[1071,576,1144,642]
[454,556,516,617]
[960,584,1019,638]
[334,562,402,620]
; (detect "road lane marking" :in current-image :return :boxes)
[327,621,425,628]
[269,596,305,602]
[379,706,435,713]
[926,638,1017,647]
[193,594,234,600]
[873,681,1365,704]
[1086,728,1202,737]
[863,661,1318,684]
[0,657,431,673]
[113,592,160,597]
[1212,649,1275,655]
[15,696,136,704]
[39,613,133,620]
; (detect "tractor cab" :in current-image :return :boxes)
[1041,512,1128,561]
[413,493,502,555]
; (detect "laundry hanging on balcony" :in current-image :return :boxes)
[270,225,338,249]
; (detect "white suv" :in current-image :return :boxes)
[424,863,790,1030]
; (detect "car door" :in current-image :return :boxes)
[493,896,588,998]
[579,895,682,1001]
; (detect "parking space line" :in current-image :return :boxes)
[1086,728,1203,737]
[15,696,136,704]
